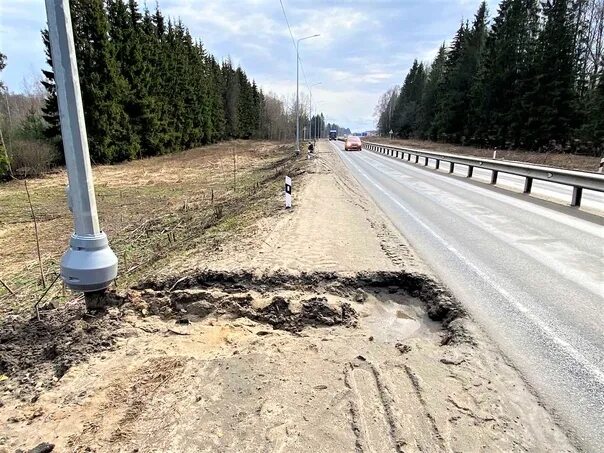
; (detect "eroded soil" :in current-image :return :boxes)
[0,141,576,452]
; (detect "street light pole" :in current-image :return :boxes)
[296,34,319,154]
[45,0,117,294]
[308,82,321,141]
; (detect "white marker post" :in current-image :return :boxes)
[285,176,292,208]
[599,157,603,173]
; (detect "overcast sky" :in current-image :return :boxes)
[0,0,500,132]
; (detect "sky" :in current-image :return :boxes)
[0,0,501,132]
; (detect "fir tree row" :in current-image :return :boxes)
[41,0,296,164]
[375,0,604,155]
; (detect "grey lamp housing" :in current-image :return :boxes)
[46,0,118,292]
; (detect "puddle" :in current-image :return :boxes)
[362,295,438,343]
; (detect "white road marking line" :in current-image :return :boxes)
[365,147,604,237]
[355,152,604,298]
[334,142,604,385]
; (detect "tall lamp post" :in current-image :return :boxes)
[45,0,118,297]
[296,34,319,154]
[308,82,321,142]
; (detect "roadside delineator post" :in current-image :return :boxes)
[285,176,292,208]
[599,157,603,173]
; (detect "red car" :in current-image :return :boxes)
[344,136,362,151]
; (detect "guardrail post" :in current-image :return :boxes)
[361,141,603,203]
[571,186,583,207]
[490,170,498,184]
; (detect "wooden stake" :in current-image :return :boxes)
[24,180,46,288]
[233,151,237,192]
[0,277,15,296]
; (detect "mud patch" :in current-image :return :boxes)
[0,270,463,403]
[0,301,127,402]
[136,269,463,325]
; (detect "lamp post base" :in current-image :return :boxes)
[60,232,118,292]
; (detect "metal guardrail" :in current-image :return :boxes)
[362,141,604,207]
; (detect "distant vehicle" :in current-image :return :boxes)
[329,130,337,140]
[344,136,362,151]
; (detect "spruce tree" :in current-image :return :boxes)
[39,0,288,164]
[477,0,540,147]
[523,0,577,149]
[433,21,468,141]
[419,44,447,139]
[392,60,426,137]
[40,30,61,143]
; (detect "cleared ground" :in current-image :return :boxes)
[0,141,575,452]
[0,140,295,316]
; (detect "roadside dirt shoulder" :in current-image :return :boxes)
[0,141,575,452]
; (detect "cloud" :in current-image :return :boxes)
[0,0,502,132]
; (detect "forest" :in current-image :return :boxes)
[374,0,604,156]
[0,0,331,180]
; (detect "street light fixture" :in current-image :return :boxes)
[296,33,319,154]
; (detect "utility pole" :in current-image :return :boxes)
[45,0,118,295]
[308,82,321,139]
[308,82,321,142]
[296,34,319,154]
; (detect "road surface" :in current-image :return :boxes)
[329,140,604,451]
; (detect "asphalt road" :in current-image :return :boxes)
[329,140,604,451]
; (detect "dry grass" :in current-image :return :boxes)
[367,137,601,172]
[0,140,297,317]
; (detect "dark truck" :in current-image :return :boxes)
[329,129,337,140]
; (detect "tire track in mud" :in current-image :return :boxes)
[344,359,405,453]
[403,364,446,450]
